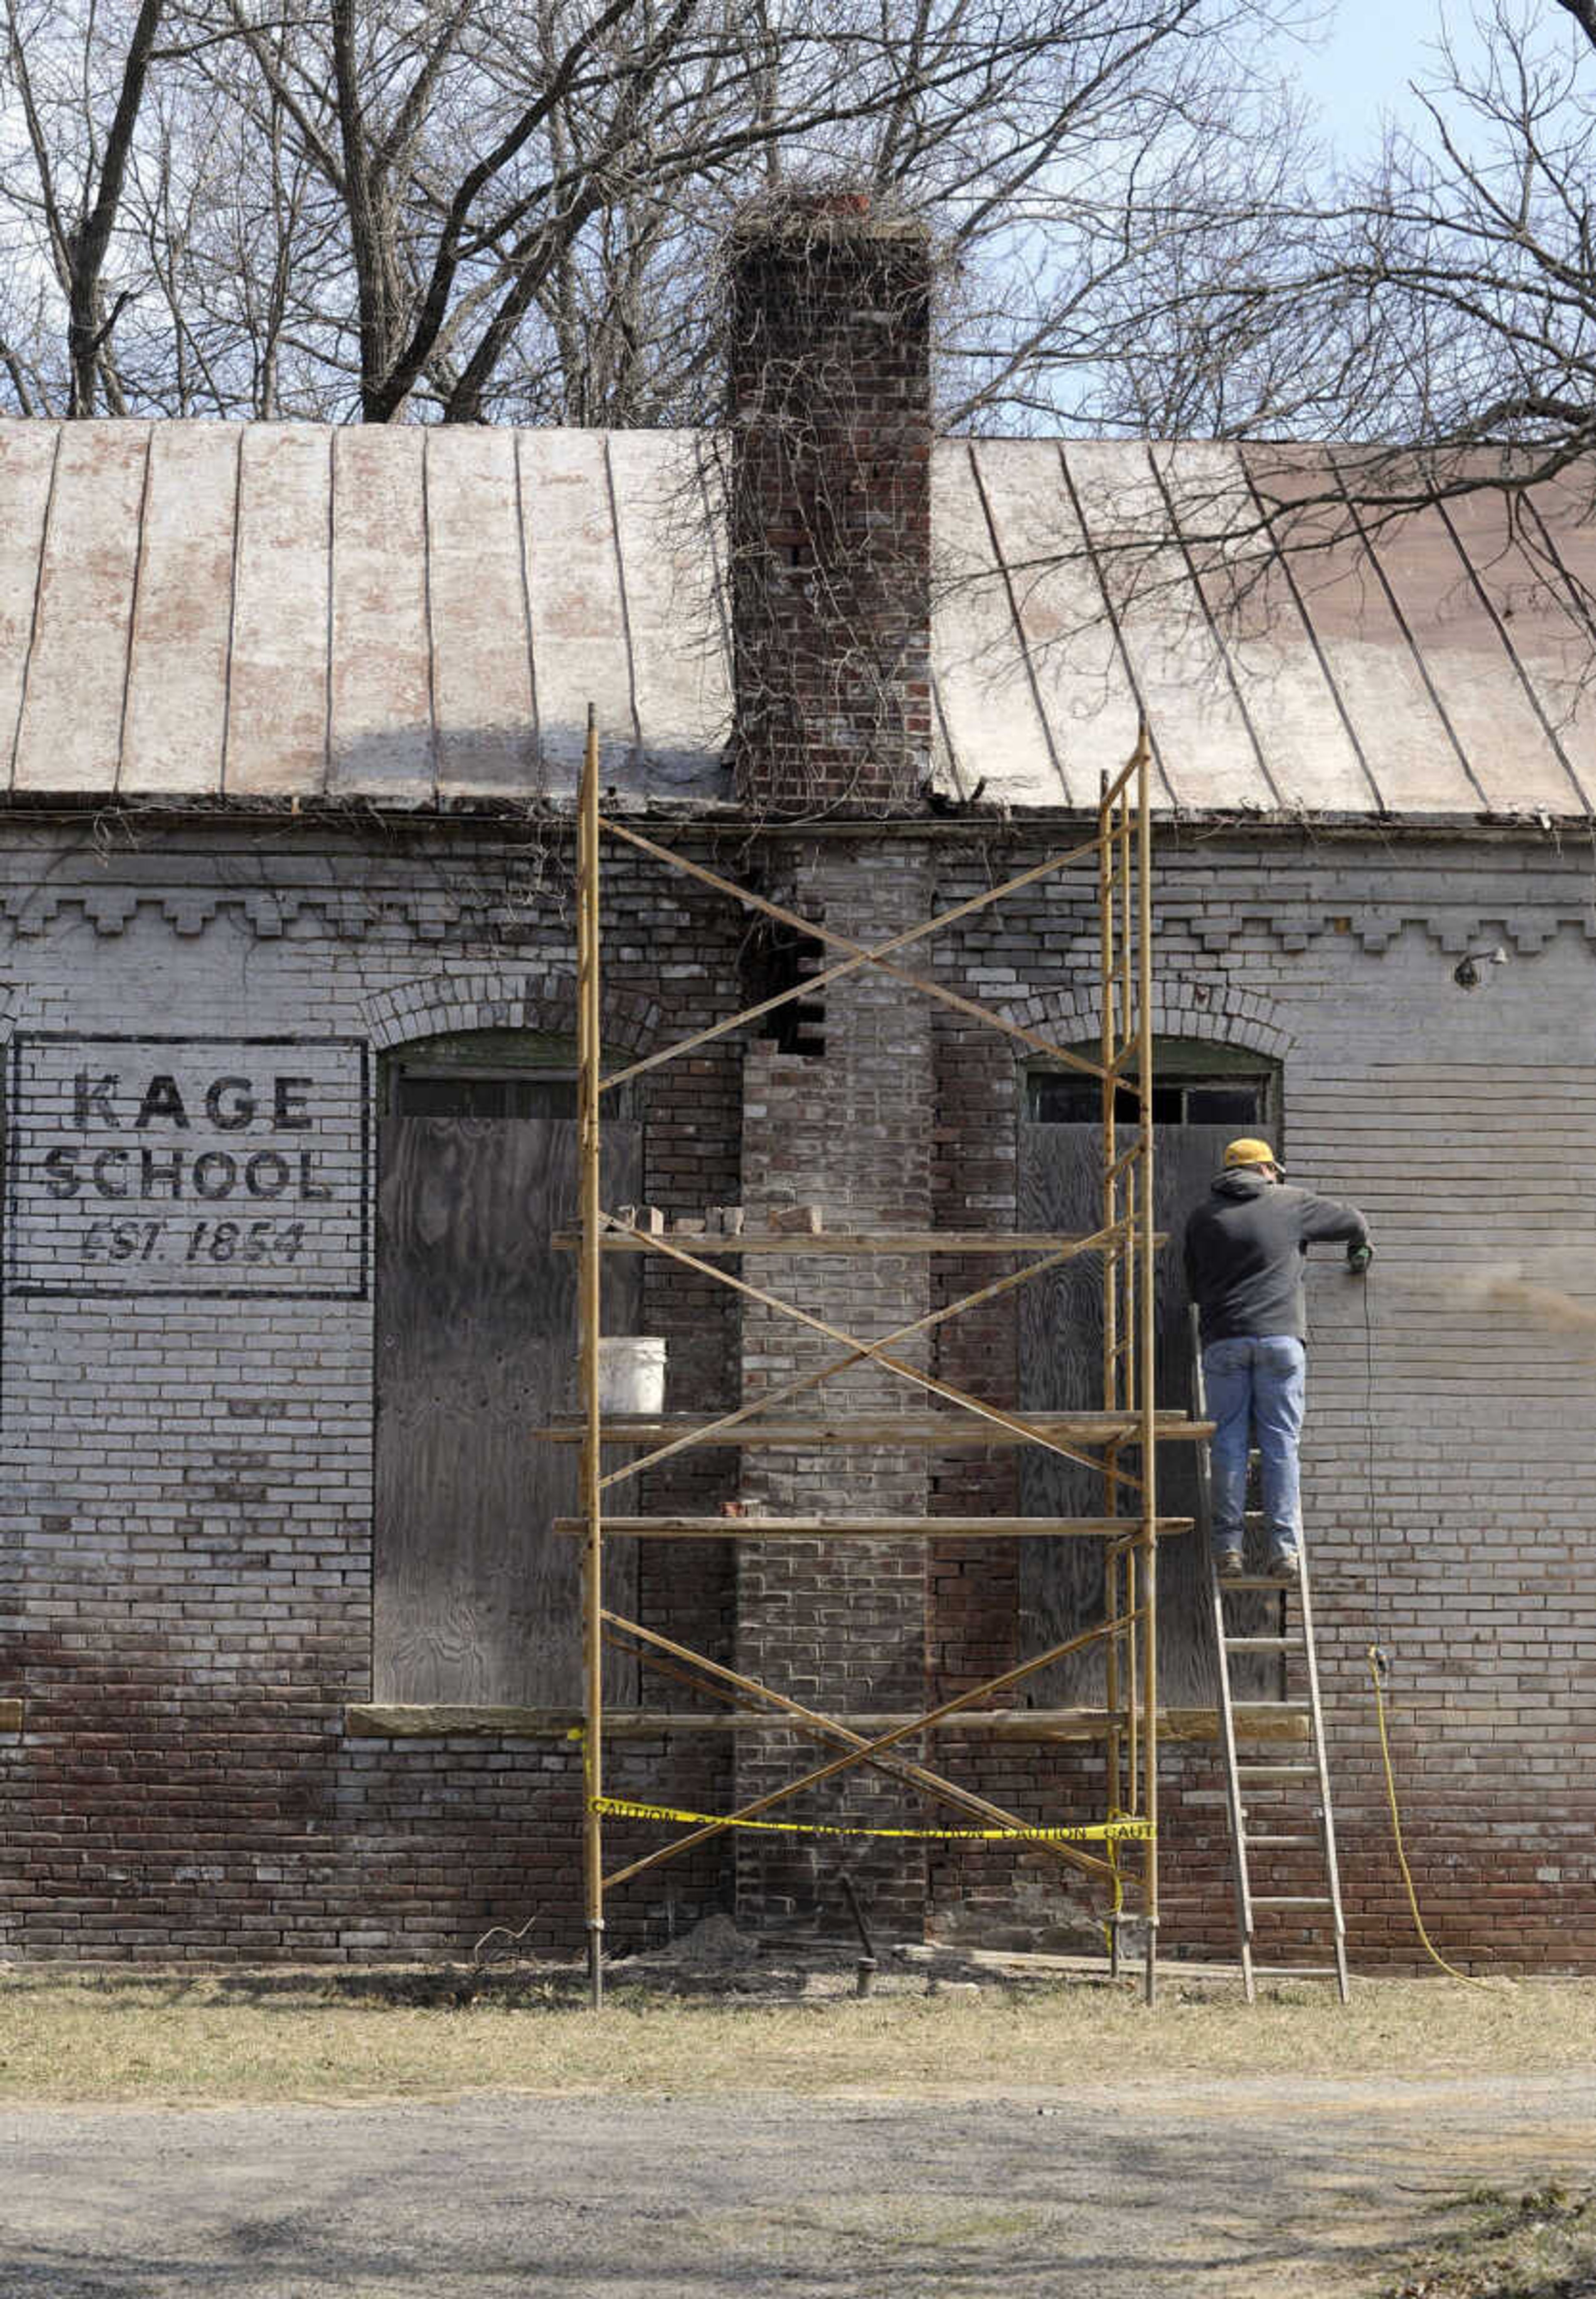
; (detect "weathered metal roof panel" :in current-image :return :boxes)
[425,425,539,800]
[519,429,638,791]
[0,424,57,795]
[122,424,238,798]
[606,430,732,790]
[2,417,1594,817]
[226,424,332,798]
[1241,450,1483,814]
[1419,479,1594,815]
[328,426,434,801]
[1062,441,1277,812]
[1151,442,1375,815]
[1352,481,1570,816]
[968,439,1134,810]
[12,424,147,795]
[930,440,1057,804]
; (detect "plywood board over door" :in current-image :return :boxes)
[374,1118,642,1704]
[1017,1122,1278,1705]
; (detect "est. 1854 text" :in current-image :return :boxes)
[81,1219,308,1265]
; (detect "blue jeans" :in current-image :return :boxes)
[1202,1336,1306,1560]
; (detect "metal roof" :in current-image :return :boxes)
[2,420,1593,817]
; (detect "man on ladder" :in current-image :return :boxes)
[1184,1138,1372,1578]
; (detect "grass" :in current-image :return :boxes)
[0,1967,1591,2108]
[1381,2183,1596,2299]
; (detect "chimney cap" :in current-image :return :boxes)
[726,185,931,255]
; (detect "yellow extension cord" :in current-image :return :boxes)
[1360,1275,1506,1992]
[1367,1646,1502,1991]
[586,1681,1494,1982]
[580,1729,1145,1949]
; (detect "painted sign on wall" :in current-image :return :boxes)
[5,1035,369,1297]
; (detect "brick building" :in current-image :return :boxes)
[1,205,1593,1970]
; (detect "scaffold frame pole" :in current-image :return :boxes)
[578,705,606,2010]
[571,721,1170,2006]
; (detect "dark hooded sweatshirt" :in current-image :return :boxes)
[1183,1169,1370,1346]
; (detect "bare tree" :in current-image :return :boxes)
[1093,0,1596,547]
[892,0,1596,642]
[1328,0,1596,487]
[123,34,337,418]
[1,0,169,415]
[0,0,1319,428]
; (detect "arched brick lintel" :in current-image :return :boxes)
[360,967,661,1058]
[1010,984,1296,1067]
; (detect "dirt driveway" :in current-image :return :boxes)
[5,2072,1594,2299]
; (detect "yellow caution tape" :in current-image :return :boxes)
[591,1794,1153,1844]
[1102,1810,1130,1953]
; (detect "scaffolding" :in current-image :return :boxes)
[562,711,1202,2008]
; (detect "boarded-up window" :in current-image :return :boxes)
[374,1031,641,1704]
[1018,1044,1281,1706]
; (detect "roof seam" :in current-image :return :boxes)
[931,671,968,796]
[1055,446,1178,810]
[1519,491,1596,662]
[604,433,644,756]
[512,429,542,783]
[7,424,62,796]
[1516,494,1596,818]
[219,427,244,800]
[1145,446,1284,810]
[420,430,441,807]
[116,427,156,802]
[696,437,735,748]
[1434,493,1593,820]
[321,431,335,796]
[967,440,1068,803]
[1238,450,1385,815]
[1328,453,1492,814]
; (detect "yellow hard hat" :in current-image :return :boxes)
[1223,1137,1281,1172]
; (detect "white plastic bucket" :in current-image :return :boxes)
[596,1337,667,1417]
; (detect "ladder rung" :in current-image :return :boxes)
[1236,1511,1305,1546]
[1193,1344,1345,2010]
[1249,1965,1345,1979]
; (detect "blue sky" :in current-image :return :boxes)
[1307,0,1483,155]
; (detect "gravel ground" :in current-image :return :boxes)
[5,2073,1594,2298]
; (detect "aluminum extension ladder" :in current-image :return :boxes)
[1190,1312,1350,2002]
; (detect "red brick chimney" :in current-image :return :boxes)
[727,194,933,814]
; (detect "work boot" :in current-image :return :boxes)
[1265,1544,1299,1576]
[1214,1549,1244,1579]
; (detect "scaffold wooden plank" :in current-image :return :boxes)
[554,1514,1192,1539]
[345,1701,1305,1742]
[553,1229,1162,1254]
[539,1411,1211,1445]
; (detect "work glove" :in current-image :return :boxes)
[1346,1243,1373,1274]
